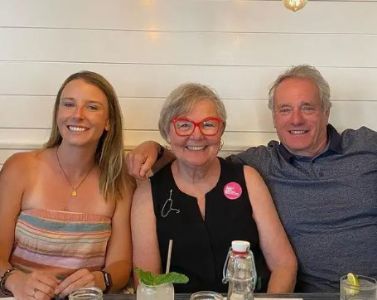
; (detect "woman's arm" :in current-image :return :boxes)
[126,141,175,180]
[56,183,134,297]
[131,180,162,286]
[102,186,133,291]
[0,153,59,299]
[0,155,23,277]
[244,166,297,293]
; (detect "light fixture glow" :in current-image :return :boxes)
[283,0,308,12]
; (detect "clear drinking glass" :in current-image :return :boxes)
[340,274,377,300]
[190,291,223,300]
[136,282,174,300]
[68,287,103,299]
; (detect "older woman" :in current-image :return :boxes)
[131,83,297,293]
[0,71,134,299]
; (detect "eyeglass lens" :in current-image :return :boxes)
[174,118,221,136]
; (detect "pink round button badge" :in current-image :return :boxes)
[223,182,242,200]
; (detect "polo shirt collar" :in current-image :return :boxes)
[278,124,342,162]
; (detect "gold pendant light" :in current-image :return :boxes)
[283,0,308,12]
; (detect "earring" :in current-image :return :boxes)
[219,140,224,151]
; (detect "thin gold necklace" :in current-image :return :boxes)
[56,147,95,197]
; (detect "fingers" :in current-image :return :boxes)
[31,286,56,299]
[33,288,54,300]
[17,271,59,300]
[55,269,95,297]
[26,287,36,299]
[57,277,95,297]
[33,273,59,299]
[139,156,155,178]
[126,152,152,180]
[125,141,160,179]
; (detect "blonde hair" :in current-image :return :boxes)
[45,71,134,201]
[158,83,227,141]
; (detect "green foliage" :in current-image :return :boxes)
[135,268,189,286]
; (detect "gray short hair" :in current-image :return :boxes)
[158,83,227,141]
[268,65,331,112]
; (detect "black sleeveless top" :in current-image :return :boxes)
[150,157,270,293]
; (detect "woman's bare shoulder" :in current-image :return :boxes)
[243,165,270,195]
[1,149,48,175]
[243,164,263,179]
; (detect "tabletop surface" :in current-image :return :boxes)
[0,292,340,299]
[102,293,339,300]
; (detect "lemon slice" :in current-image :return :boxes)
[347,273,359,285]
[345,273,360,296]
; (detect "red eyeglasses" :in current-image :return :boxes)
[172,117,224,136]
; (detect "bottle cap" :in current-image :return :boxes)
[231,240,250,253]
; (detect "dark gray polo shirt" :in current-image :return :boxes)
[230,125,377,292]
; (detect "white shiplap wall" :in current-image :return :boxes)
[1,0,377,166]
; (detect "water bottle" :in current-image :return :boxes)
[222,240,257,300]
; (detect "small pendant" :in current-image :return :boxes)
[71,190,77,197]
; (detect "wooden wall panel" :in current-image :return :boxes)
[1,95,375,133]
[2,62,377,101]
[2,28,377,67]
[1,0,377,34]
[0,0,376,166]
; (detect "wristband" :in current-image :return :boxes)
[0,268,16,296]
[100,270,112,294]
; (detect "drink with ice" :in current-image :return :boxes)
[340,274,377,300]
[134,267,188,300]
[136,282,174,300]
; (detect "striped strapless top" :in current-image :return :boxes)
[10,209,111,278]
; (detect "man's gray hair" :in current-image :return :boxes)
[268,65,331,112]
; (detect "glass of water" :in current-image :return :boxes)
[136,282,174,300]
[340,274,377,300]
[68,287,103,299]
[190,291,223,300]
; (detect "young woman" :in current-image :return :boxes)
[0,71,134,299]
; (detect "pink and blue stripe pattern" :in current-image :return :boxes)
[10,209,111,278]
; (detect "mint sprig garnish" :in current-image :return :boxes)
[135,268,189,286]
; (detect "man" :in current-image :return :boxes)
[126,65,377,292]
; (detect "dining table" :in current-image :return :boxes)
[95,293,339,300]
[0,292,339,299]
